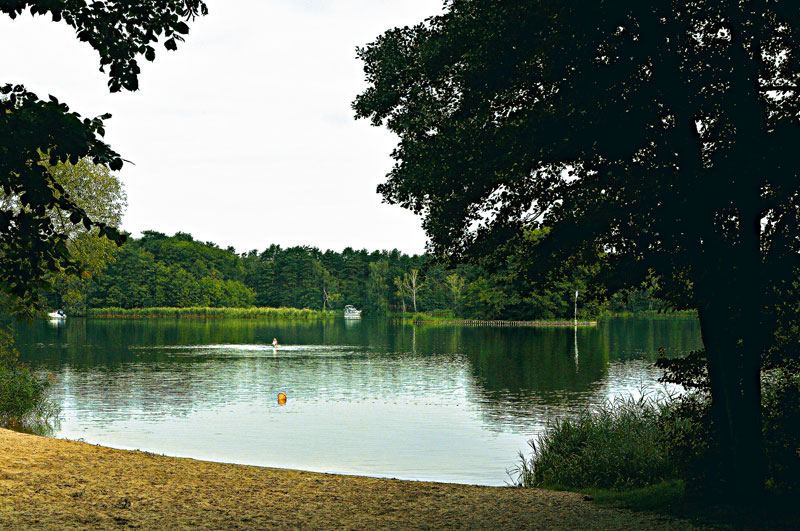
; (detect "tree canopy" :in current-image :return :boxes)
[355,0,800,497]
[0,1,207,313]
[44,157,127,313]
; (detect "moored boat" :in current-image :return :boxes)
[343,305,362,319]
[47,310,66,320]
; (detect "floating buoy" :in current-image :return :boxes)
[277,392,287,405]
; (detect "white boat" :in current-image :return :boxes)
[47,310,66,320]
[343,305,362,319]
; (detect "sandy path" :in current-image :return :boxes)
[0,429,704,530]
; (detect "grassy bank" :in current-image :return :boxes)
[0,330,59,435]
[511,391,800,530]
[86,307,337,319]
[600,310,698,319]
[391,311,597,327]
[511,394,676,491]
[584,481,800,530]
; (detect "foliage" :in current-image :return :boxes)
[42,158,127,314]
[75,231,674,319]
[88,232,619,318]
[355,0,800,495]
[87,233,254,311]
[367,260,390,313]
[657,371,800,496]
[87,306,336,320]
[445,273,464,314]
[0,329,59,435]
[511,393,678,490]
[514,381,800,495]
[0,1,206,313]
[401,269,423,313]
[761,368,800,493]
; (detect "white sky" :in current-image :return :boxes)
[0,0,441,254]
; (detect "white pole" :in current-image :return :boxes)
[574,290,578,326]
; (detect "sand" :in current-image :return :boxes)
[0,429,706,529]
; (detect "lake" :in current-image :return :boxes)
[12,317,702,486]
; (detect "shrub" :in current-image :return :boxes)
[659,350,800,495]
[511,393,678,490]
[514,375,800,495]
[0,329,60,435]
[762,368,800,493]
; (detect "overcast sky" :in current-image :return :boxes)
[0,0,442,254]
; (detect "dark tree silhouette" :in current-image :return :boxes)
[1,1,207,312]
[355,1,800,497]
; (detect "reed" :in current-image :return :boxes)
[87,307,337,320]
[601,310,698,319]
[510,392,678,490]
[394,315,598,327]
[0,329,60,435]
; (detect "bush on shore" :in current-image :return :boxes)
[0,330,59,435]
[512,374,800,496]
[511,393,679,490]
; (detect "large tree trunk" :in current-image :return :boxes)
[698,295,765,500]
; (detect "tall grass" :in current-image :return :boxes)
[601,310,698,319]
[510,393,679,490]
[392,310,593,326]
[87,307,338,320]
[0,329,60,435]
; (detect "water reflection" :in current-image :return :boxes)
[11,317,702,485]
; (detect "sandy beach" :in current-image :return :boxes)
[0,429,705,529]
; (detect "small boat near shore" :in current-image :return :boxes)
[47,310,66,320]
[343,305,362,319]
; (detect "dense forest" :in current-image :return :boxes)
[45,231,664,319]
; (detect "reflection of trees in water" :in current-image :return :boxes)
[601,318,702,361]
[410,321,700,429]
[411,326,609,394]
[11,318,702,431]
[14,318,399,368]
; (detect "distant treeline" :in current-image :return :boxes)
[86,307,336,319]
[46,231,666,319]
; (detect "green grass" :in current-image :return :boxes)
[584,480,687,512]
[510,393,677,490]
[601,310,698,319]
[511,389,800,530]
[392,311,597,326]
[87,306,338,319]
[583,481,800,530]
[0,329,60,436]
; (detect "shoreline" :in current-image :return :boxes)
[402,319,599,327]
[0,429,702,529]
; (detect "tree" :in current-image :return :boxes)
[418,262,450,311]
[0,1,207,313]
[43,158,127,313]
[394,275,408,314]
[367,259,390,313]
[355,1,800,497]
[446,273,465,315]
[314,260,338,311]
[402,269,423,313]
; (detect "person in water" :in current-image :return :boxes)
[272,337,279,348]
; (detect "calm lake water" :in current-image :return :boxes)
[12,317,702,486]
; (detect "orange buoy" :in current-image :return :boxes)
[277,392,287,405]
